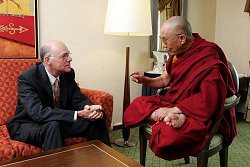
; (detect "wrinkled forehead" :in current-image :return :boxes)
[160,21,182,37]
[160,24,175,37]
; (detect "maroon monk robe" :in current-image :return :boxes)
[124,33,237,160]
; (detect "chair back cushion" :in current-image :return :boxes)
[0,59,40,125]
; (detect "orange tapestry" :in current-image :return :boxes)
[0,0,37,58]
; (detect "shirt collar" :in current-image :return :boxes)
[44,65,59,86]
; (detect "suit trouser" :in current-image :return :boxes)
[11,115,111,150]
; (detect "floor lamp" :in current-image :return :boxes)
[104,0,152,147]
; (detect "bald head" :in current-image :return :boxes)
[159,16,194,55]
[40,40,68,61]
[39,40,72,77]
[161,16,192,38]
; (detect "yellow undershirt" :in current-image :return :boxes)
[172,55,178,63]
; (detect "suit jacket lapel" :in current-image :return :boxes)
[37,63,54,101]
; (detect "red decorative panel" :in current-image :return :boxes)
[0,59,40,125]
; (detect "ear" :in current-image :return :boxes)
[44,55,52,64]
[179,34,187,44]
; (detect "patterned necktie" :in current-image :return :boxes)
[54,79,60,107]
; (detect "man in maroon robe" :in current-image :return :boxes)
[124,16,237,160]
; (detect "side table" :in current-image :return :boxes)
[142,71,161,96]
[237,76,249,113]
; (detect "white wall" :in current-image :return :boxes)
[215,0,250,74]
[187,0,249,74]
[39,0,152,126]
[187,0,217,42]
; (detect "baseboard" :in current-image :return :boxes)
[113,123,122,131]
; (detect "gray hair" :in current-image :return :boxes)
[39,45,51,61]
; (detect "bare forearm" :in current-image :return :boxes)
[143,71,170,89]
[142,76,165,89]
[130,70,170,89]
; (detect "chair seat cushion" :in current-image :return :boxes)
[143,125,223,150]
[0,132,15,162]
[0,125,43,158]
[209,134,223,149]
[225,95,237,107]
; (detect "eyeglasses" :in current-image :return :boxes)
[58,52,72,61]
[159,34,181,44]
[49,52,72,61]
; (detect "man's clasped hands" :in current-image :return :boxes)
[77,105,103,121]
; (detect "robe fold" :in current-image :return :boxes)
[124,33,237,160]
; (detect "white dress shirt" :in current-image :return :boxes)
[44,65,78,121]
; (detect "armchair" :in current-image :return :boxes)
[139,61,240,167]
[0,59,113,162]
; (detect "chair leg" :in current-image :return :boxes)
[184,157,190,164]
[219,147,228,167]
[139,126,147,166]
[197,152,208,167]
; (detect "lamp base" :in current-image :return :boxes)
[114,138,137,147]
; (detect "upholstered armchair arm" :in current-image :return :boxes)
[80,88,113,131]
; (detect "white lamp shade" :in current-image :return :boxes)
[104,0,152,36]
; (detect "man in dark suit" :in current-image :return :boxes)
[7,40,111,150]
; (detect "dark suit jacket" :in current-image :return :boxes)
[7,62,92,137]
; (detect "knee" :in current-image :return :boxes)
[91,114,107,129]
[43,121,62,133]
